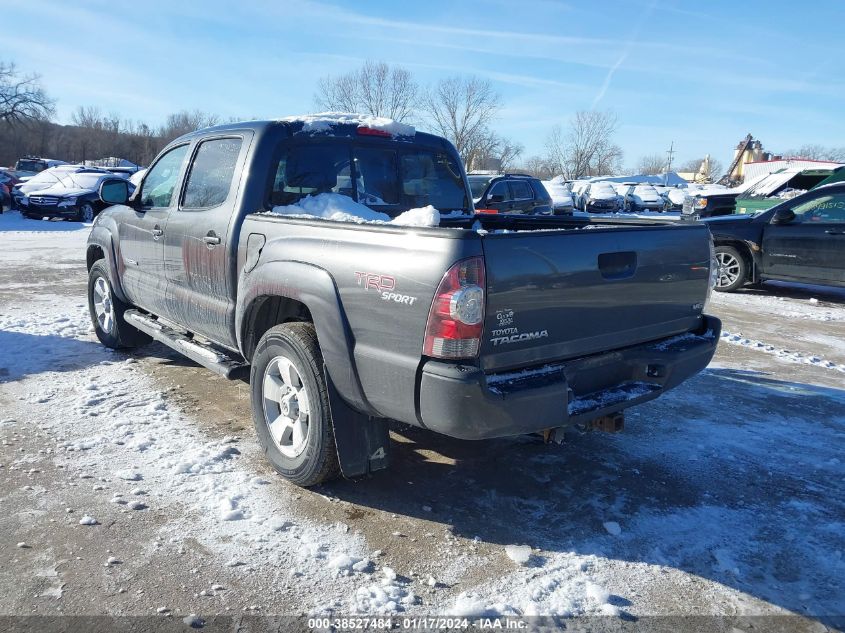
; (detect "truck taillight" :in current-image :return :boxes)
[423,257,485,359]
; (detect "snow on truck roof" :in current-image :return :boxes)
[278,112,416,137]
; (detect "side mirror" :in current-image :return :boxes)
[771,208,796,225]
[99,178,129,205]
[489,194,505,204]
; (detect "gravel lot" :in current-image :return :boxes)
[0,212,842,631]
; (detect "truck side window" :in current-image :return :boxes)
[140,144,190,208]
[488,181,511,201]
[792,193,845,223]
[510,180,532,200]
[182,138,243,209]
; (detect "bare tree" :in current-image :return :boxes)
[781,144,845,162]
[0,61,54,125]
[158,110,220,143]
[423,76,502,166]
[463,129,524,172]
[314,61,418,122]
[545,111,622,179]
[522,155,555,179]
[635,153,666,175]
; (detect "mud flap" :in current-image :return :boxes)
[325,367,390,478]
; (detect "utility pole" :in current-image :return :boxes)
[665,141,675,172]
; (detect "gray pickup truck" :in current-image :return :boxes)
[86,115,720,487]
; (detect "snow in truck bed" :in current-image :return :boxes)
[268,193,440,227]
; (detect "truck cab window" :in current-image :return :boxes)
[270,144,351,207]
[353,147,400,205]
[140,144,190,208]
[182,138,243,209]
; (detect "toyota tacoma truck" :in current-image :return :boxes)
[86,114,721,487]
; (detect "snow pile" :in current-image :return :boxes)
[720,330,845,373]
[270,193,440,227]
[450,554,619,617]
[504,544,532,564]
[279,112,415,137]
[351,567,416,614]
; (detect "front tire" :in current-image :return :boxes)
[250,323,340,487]
[76,203,95,223]
[714,245,748,292]
[87,260,150,348]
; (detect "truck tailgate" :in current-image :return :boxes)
[480,224,712,372]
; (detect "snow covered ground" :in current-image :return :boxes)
[0,211,842,629]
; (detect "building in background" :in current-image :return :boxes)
[741,158,844,182]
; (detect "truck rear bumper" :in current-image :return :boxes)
[418,315,721,440]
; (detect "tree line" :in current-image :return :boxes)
[6,57,831,182]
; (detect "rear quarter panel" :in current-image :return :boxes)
[238,215,480,424]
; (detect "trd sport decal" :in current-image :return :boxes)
[354,271,418,306]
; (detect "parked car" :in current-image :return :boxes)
[468,174,495,201]
[472,174,553,215]
[20,170,132,222]
[654,185,686,211]
[570,180,591,209]
[85,115,719,487]
[620,183,665,213]
[0,182,9,213]
[579,181,621,213]
[680,185,738,220]
[541,178,575,214]
[704,183,845,291]
[11,165,108,209]
[0,169,25,212]
[14,156,67,173]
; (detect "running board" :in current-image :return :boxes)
[124,310,249,379]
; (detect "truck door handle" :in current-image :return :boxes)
[152,225,163,239]
[825,229,845,235]
[203,232,221,246]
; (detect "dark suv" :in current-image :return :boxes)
[469,174,553,215]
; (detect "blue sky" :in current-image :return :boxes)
[4,0,845,168]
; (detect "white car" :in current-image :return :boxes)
[541,180,575,214]
[580,181,620,213]
[654,185,686,211]
[622,184,665,212]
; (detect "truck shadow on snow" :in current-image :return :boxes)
[324,368,845,623]
[0,332,197,383]
[0,212,90,233]
[0,330,108,382]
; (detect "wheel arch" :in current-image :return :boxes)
[713,238,759,283]
[236,260,374,416]
[86,227,130,302]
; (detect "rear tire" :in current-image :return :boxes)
[250,323,340,487]
[714,245,748,292]
[87,260,150,348]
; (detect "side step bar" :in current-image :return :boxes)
[124,310,249,380]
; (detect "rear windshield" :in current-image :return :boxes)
[269,141,468,215]
[468,176,493,198]
[15,160,46,173]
